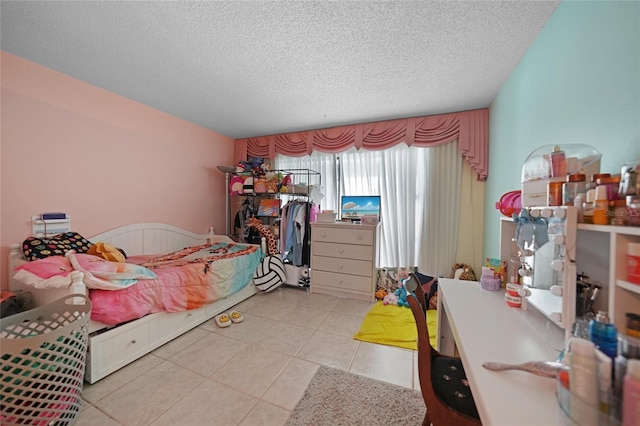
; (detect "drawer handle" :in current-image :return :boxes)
[338,279,343,284]
[338,248,344,254]
[321,232,327,238]
[338,264,343,270]
[131,339,137,344]
[357,235,363,240]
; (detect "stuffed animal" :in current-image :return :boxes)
[383,292,398,306]
[452,263,477,281]
[394,286,410,308]
[375,288,387,300]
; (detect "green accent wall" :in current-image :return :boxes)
[484,0,640,258]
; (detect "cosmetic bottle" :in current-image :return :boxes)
[614,337,629,420]
[583,189,596,224]
[595,348,612,414]
[568,338,599,426]
[623,359,640,426]
[550,145,567,178]
[590,311,618,360]
[593,185,610,225]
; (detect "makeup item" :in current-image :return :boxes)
[623,359,640,426]
[589,173,611,191]
[628,243,640,285]
[563,173,586,206]
[595,348,612,414]
[627,195,640,227]
[627,313,640,338]
[593,185,609,225]
[597,176,622,201]
[583,189,596,224]
[548,181,563,206]
[568,338,599,426]
[550,145,567,178]
[589,311,618,360]
[610,199,627,226]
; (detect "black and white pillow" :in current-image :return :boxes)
[253,255,286,292]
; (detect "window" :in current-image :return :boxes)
[275,141,462,272]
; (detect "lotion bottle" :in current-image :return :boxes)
[623,359,640,426]
[569,338,599,426]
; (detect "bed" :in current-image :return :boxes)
[8,223,261,383]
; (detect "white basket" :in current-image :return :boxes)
[1,294,91,425]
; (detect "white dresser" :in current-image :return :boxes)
[310,222,380,302]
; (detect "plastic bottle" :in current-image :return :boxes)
[569,338,599,426]
[623,359,640,426]
[595,348,612,414]
[574,193,585,223]
[614,337,629,420]
[593,185,610,225]
[583,188,596,224]
[550,145,567,177]
[589,311,618,360]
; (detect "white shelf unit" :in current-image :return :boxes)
[501,214,640,342]
[575,224,640,336]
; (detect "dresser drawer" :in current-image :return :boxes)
[312,241,373,261]
[312,226,374,245]
[311,270,374,293]
[312,255,372,276]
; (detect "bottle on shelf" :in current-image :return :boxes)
[623,359,640,426]
[563,173,586,206]
[568,337,599,426]
[589,311,618,360]
[593,185,610,225]
[550,145,567,178]
[583,189,596,224]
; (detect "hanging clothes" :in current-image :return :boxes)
[280,199,314,266]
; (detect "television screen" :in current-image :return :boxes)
[340,195,381,221]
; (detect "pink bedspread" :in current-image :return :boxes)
[89,242,261,325]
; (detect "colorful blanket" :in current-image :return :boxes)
[89,242,262,325]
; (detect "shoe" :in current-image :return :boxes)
[215,313,232,328]
[229,310,244,323]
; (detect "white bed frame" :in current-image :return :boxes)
[8,223,258,383]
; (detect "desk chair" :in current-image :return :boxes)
[405,273,481,426]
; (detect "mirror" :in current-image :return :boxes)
[501,206,578,346]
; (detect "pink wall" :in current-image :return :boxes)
[0,52,235,290]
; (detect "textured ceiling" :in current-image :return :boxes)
[1,1,559,139]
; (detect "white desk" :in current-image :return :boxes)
[437,278,570,425]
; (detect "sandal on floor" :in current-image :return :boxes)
[229,310,244,323]
[215,313,232,328]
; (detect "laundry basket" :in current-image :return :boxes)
[0,294,91,426]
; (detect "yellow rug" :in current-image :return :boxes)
[353,301,438,350]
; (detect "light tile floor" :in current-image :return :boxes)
[77,286,420,426]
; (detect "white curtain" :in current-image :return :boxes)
[274,150,338,212]
[275,141,463,277]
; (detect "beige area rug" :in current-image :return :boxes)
[285,366,425,426]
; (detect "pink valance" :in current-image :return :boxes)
[235,108,489,181]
